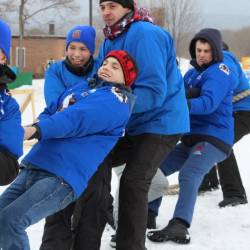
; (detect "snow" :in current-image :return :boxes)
[1,79,250,250]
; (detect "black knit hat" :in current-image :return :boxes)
[99,0,134,10]
[189,28,223,62]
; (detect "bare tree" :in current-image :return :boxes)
[164,0,202,57]
[135,0,202,57]
[0,0,16,19]
[0,0,78,70]
[222,27,250,59]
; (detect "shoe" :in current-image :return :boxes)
[147,218,190,244]
[110,234,116,248]
[147,210,157,229]
[218,196,248,208]
[110,234,147,249]
[198,179,219,194]
[199,185,219,194]
[199,167,219,194]
[210,184,219,190]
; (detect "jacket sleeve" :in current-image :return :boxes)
[36,91,129,140]
[128,28,170,113]
[99,26,175,114]
[0,98,24,157]
[184,69,201,99]
[189,67,232,115]
[44,62,66,107]
[37,105,57,121]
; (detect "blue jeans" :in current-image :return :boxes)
[149,142,227,225]
[0,164,76,250]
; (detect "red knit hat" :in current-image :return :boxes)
[105,50,137,87]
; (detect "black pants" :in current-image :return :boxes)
[217,111,250,198]
[0,150,19,186]
[40,158,113,250]
[200,111,250,198]
[199,166,219,190]
[112,134,179,250]
[39,201,74,250]
[40,133,179,250]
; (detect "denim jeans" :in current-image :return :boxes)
[0,163,76,250]
[149,141,227,225]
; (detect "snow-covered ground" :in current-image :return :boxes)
[1,79,250,250]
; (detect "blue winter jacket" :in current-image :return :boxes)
[184,62,234,146]
[223,51,250,111]
[98,21,189,136]
[23,80,135,197]
[0,89,24,157]
[44,59,99,107]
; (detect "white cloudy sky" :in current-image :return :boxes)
[80,0,250,30]
[4,0,250,34]
[200,0,250,29]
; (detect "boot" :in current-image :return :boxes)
[147,210,157,229]
[147,218,190,244]
[219,196,248,208]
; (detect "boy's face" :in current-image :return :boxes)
[195,40,213,66]
[66,42,91,67]
[98,57,125,84]
[99,1,131,27]
[0,49,7,64]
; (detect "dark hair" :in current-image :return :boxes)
[196,38,209,44]
[222,41,229,51]
[189,28,223,62]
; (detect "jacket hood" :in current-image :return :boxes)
[189,28,223,63]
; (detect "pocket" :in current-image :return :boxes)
[59,181,76,210]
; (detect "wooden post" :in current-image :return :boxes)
[10,88,36,123]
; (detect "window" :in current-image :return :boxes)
[16,47,26,68]
[7,47,12,65]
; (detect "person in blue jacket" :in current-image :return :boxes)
[0,50,137,250]
[40,24,118,250]
[199,43,249,207]
[39,24,116,250]
[0,19,24,186]
[43,2,189,249]
[216,45,249,207]
[147,28,234,244]
[98,1,189,249]
[44,25,99,107]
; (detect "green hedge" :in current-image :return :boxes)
[7,72,33,89]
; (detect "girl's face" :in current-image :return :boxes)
[66,42,91,67]
[0,49,7,64]
[98,57,125,84]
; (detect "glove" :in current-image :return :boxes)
[0,64,16,85]
[24,124,41,140]
[185,87,201,99]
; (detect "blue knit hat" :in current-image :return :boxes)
[0,19,11,60]
[66,25,96,54]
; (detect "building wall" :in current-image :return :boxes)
[12,36,66,78]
